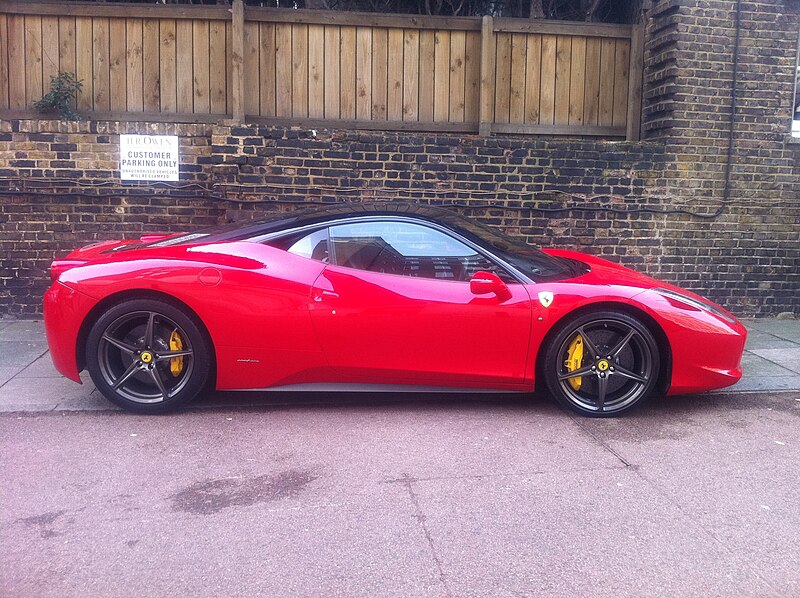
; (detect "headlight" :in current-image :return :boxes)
[653,288,737,324]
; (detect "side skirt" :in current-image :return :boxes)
[237,383,530,394]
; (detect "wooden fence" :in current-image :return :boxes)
[0,1,644,138]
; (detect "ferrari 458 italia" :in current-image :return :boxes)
[44,203,746,416]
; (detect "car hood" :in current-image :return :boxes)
[542,248,718,304]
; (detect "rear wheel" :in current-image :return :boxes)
[86,299,211,414]
[543,310,660,417]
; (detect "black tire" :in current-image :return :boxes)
[86,299,212,414]
[543,310,660,417]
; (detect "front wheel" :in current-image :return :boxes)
[86,299,212,414]
[543,311,660,417]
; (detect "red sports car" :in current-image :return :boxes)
[44,203,746,416]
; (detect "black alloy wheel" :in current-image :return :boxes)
[543,311,660,417]
[86,299,211,414]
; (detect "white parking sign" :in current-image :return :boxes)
[120,135,180,181]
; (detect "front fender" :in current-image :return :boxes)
[627,290,746,394]
[525,281,652,386]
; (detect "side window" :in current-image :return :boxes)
[328,221,513,282]
[267,228,330,262]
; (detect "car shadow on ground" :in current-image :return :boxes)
[194,389,545,414]
[189,387,799,419]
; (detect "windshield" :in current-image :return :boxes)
[429,211,583,281]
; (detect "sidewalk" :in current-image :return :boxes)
[1,318,799,413]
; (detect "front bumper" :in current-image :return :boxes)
[631,289,747,396]
[661,306,746,395]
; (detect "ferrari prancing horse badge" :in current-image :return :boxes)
[538,291,554,308]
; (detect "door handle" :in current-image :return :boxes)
[313,290,339,302]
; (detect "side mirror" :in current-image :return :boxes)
[470,271,510,298]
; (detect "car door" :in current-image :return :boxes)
[306,220,532,387]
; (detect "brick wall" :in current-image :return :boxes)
[1,0,799,317]
[641,0,800,316]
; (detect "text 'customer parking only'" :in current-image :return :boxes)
[120,134,179,181]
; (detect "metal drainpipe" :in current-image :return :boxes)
[721,0,742,205]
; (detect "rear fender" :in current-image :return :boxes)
[60,244,329,390]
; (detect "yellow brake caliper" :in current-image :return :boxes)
[169,329,184,377]
[565,334,584,391]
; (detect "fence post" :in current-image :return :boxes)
[478,15,495,137]
[626,20,644,141]
[230,0,245,123]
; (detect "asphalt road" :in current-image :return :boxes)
[2,390,799,598]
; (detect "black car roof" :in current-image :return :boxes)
[171,202,483,245]
[124,202,490,253]
[229,202,468,235]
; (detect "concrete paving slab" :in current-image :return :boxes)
[54,372,109,411]
[16,354,63,378]
[0,367,20,387]
[750,347,800,374]
[0,320,45,341]
[722,376,800,393]
[744,328,798,351]
[0,376,93,411]
[55,393,117,412]
[743,319,800,342]
[740,352,796,377]
[0,341,48,369]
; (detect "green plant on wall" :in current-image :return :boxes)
[33,72,83,121]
